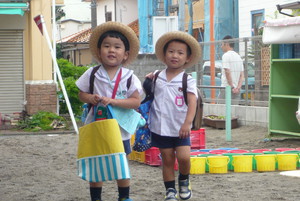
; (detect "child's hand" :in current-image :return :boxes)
[89,94,101,105]
[179,123,191,139]
[99,96,114,106]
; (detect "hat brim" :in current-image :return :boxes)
[155,31,201,68]
[89,21,139,66]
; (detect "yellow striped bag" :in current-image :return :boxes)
[77,119,130,182]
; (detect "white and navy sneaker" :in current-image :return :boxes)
[165,188,179,201]
[178,179,192,200]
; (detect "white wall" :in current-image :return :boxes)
[96,0,138,25]
[62,0,91,21]
[57,20,91,40]
[239,0,295,38]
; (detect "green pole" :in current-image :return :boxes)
[226,86,231,141]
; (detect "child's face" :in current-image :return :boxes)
[98,36,129,68]
[164,41,191,69]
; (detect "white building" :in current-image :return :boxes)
[56,0,91,40]
[239,0,296,38]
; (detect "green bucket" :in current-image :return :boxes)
[242,153,263,170]
[222,153,241,171]
[283,150,300,168]
[263,151,280,169]
[198,154,218,172]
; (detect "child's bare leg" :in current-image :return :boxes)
[176,145,192,200]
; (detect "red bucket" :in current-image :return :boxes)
[228,149,249,153]
[209,150,229,154]
[275,148,296,152]
[251,149,272,153]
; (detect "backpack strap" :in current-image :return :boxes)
[87,65,101,112]
[127,74,132,89]
[89,65,101,94]
[182,72,188,105]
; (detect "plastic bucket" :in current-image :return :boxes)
[263,151,280,169]
[255,155,276,172]
[242,153,262,170]
[228,149,249,154]
[283,151,300,168]
[251,149,272,153]
[275,148,295,152]
[277,154,298,171]
[207,156,229,174]
[190,157,206,174]
[209,150,229,154]
[199,154,218,172]
[223,153,241,171]
[232,155,253,173]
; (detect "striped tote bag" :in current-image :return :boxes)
[77,119,130,182]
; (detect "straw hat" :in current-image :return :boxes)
[155,31,201,68]
[89,21,139,66]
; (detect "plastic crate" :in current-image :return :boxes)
[135,151,145,163]
[145,147,161,166]
[190,128,206,149]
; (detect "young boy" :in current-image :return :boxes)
[76,21,142,201]
[149,31,201,201]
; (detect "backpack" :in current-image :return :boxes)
[81,65,132,123]
[182,73,204,130]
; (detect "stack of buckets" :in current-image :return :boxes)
[189,147,300,174]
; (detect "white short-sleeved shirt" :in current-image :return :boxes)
[221,50,244,87]
[149,69,198,137]
[76,66,143,140]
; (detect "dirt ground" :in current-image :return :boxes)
[1,125,300,201]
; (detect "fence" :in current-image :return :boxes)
[129,35,270,107]
[194,35,270,107]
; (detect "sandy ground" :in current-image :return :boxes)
[1,125,300,201]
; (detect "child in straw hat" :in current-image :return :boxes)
[76,21,142,201]
[148,31,201,201]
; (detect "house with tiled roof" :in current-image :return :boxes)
[58,19,139,66]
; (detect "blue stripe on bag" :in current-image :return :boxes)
[112,154,118,180]
[77,153,130,182]
[105,156,112,180]
[98,157,105,181]
[89,158,93,181]
[93,158,99,182]
[120,154,126,179]
[81,159,86,181]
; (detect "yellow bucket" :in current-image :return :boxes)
[255,155,276,172]
[232,155,253,173]
[277,154,298,171]
[190,157,206,174]
[207,156,229,174]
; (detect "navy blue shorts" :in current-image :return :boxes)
[151,132,191,149]
[123,139,132,155]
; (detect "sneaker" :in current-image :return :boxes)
[165,188,179,201]
[178,179,192,200]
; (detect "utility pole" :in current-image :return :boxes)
[91,0,97,29]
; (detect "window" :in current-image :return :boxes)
[251,9,264,36]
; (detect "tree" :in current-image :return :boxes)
[55,7,65,21]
